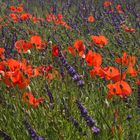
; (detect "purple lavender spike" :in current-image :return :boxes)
[4,44,13,58]
[36,136,45,140]
[69,116,83,133]
[76,100,96,127]
[69,116,79,127]
[45,83,54,109]
[2,27,5,38]
[76,100,88,117]
[13,32,17,43]
[91,126,100,135]
[0,130,11,140]
[77,80,84,87]
[81,108,88,117]
[23,120,45,140]
[110,13,121,32]
[62,99,84,134]
[65,64,70,70]
[67,66,76,76]
[72,74,81,82]
[11,33,17,50]
[61,59,67,66]
[85,115,96,127]
[60,67,65,78]
[52,3,57,14]
[76,100,100,134]
[59,51,84,87]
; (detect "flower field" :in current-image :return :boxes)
[0,0,140,139]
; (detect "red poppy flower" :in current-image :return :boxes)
[91,35,108,48]
[3,59,31,89]
[20,13,31,20]
[99,35,108,46]
[46,70,59,82]
[21,64,34,78]
[104,1,112,7]
[57,14,63,21]
[0,18,3,22]
[123,26,136,33]
[4,71,16,84]
[0,61,6,71]
[18,78,30,89]
[16,6,23,13]
[68,46,76,56]
[107,80,132,98]
[116,4,123,13]
[46,13,70,29]
[32,17,39,23]
[116,53,137,66]
[46,14,56,22]
[9,6,16,11]
[90,67,102,77]
[22,92,45,108]
[126,64,137,77]
[0,61,6,80]
[115,52,129,65]
[15,40,33,53]
[85,50,102,67]
[4,70,29,89]
[32,67,41,77]
[91,36,101,44]
[135,79,140,85]
[9,13,18,22]
[6,58,21,71]
[102,66,126,81]
[30,36,44,49]
[74,40,85,57]
[46,73,54,82]
[38,65,53,74]
[52,45,59,57]
[88,16,95,23]
[60,21,71,29]
[0,48,5,59]
[128,56,136,66]
[74,40,85,51]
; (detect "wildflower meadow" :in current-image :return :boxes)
[0,0,140,139]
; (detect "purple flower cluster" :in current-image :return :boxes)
[3,32,17,59]
[0,130,11,140]
[127,114,132,121]
[23,120,45,140]
[62,99,84,134]
[45,83,54,109]
[69,116,83,133]
[76,100,100,134]
[59,52,84,87]
[60,67,65,78]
